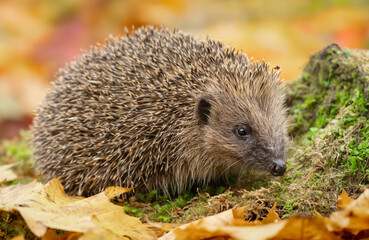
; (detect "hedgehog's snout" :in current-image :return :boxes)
[270,159,286,176]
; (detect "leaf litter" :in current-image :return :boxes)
[160,189,369,240]
[1,178,369,239]
[0,178,156,240]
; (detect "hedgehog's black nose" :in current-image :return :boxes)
[271,159,286,176]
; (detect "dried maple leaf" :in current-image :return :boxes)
[328,188,369,236]
[0,163,18,182]
[161,202,341,240]
[268,216,338,240]
[261,202,281,224]
[337,189,354,210]
[160,205,250,240]
[10,236,25,240]
[0,178,155,240]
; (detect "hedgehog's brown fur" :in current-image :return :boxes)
[32,26,288,197]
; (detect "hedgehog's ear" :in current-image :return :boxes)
[195,95,214,125]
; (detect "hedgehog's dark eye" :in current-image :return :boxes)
[235,125,252,139]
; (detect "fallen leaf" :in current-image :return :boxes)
[314,208,323,218]
[145,222,180,238]
[328,188,369,236]
[10,236,25,240]
[42,229,83,240]
[104,186,134,199]
[232,203,280,227]
[78,228,123,240]
[0,178,155,240]
[261,202,281,224]
[161,201,344,240]
[232,205,249,219]
[270,216,338,240]
[337,188,354,210]
[164,211,338,240]
[160,206,248,240]
[171,218,287,240]
[0,163,18,182]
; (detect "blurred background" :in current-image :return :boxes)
[0,0,368,140]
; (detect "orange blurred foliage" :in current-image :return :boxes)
[0,0,368,139]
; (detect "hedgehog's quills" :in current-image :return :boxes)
[32,26,288,197]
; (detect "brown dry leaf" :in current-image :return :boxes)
[268,216,338,240]
[232,205,249,219]
[161,201,342,240]
[164,212,338,240]
[170,219,288,240]
[328,188,369,236]
[0,163,18,182]
[42,229,83,240]
[145,222,180,238]
[0,178,155,240]
[104,186,134,198]
[160,206,249,240]
[77,229,123,240]
[159,205,282,240]
[337,188,354,210]
[232,203,280,227]
[261,202,281,224]
[314,208,323,218]
[11,236,25,240]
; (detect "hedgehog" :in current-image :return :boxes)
[32,26,288,197]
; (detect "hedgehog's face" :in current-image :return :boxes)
[195,92,287,176]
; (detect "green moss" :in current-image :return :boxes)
[0,211,37,239]
[1,130,34,166]
[287,44,365,139]
[0,130,35,186]
[120,190,198,223]
[275,44,369,216]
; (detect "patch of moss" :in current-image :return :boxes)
[2,131,34,165]
[0,211,37,240]
[273,44,369,216]
[0,130,35,185]
[287,44,366,138]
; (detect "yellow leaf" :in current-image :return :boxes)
[328,188,369,235]
[42,229,83,240]
[0,163,18,182]
[0,178,155,240]
[161,206,243,240]
[337,188,354,210]
[270,216,337,240]
[314,208,323,218]
[169,218,287,240]
[232,205,249,219]
[145,222,180,238]
[165,213,338,240]
[11,236,25,240]
[262,202,281,224]
[104,186,134,199]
